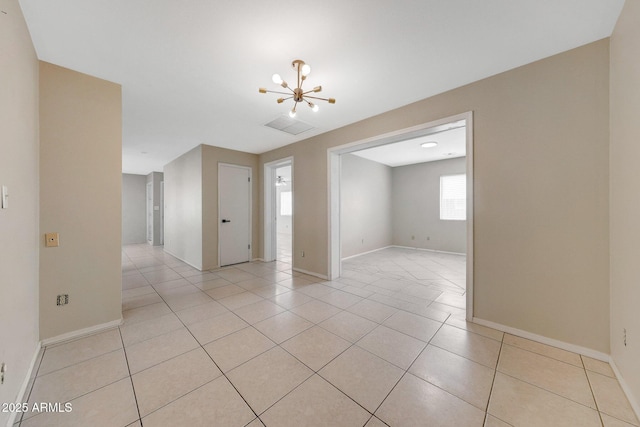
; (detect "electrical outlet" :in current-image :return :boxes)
[1,362,6,385]
[427,236,430,240]
[57,294,69,306]
[624,328,627,347]
[301,251,305,258]
[411,235,415,240]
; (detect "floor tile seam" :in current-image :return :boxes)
[209,337,277,375]
[484,334,505,418]
[442,322,504,344]
[250,314,316,345]
[427,341,498,370]
[153,297,262,422]
[584,363,640,426]
[278,331,355,374]
[120,321,186,348]
[349,337,424,373]
[495,370,600,412]
[500,341,588,369]
[14,347,46,426]
[440,321,507,343]
[580,355,616,379]
[405,366,494,413]
[117,328,143,423]
[360,321,432,349]
[136,375,225,422]
[21,373,133,423]
[35,346,127,380]
[122,297,165,312]
[313,316,375,344]
[261,371,373,420]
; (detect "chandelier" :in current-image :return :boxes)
[259,59,335,118]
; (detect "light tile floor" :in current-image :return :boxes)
[15,245,639,427]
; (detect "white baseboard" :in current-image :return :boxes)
[391,245,466,256]
[292,267,329,280]
[341,246,393,261]
[6,342,42,427]
[472,317,610,361]
[163,248,204,271]
[252,258,265,262]
[40,318,123,347]
[609,358,640,422]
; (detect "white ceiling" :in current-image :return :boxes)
[18,0,624,175]
[352,125,466,167]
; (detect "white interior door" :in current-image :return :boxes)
[219,164,251,266]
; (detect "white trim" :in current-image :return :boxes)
[6,342,42,427]
[218,163,252,267]
[252,258,265,262]
[328,111,474,319]
[390,245,466,257]
[292,267,329,280]
[472,317,610,361]
[263,157,294,263]
[464,112,474,321]
[163,248,205,271]
[40,318,123,347]
[341,246,394,261]
[609,358,640,422]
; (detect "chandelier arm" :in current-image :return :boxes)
[263,89,294,96]
[304,95,335,102]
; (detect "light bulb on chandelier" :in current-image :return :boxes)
[259,59,335,116]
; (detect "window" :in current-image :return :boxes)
[440,174,466,220]
[280,191,292,216]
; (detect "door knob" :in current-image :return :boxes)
[221,219,231,223]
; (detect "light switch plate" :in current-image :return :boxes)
[45,232,60,247]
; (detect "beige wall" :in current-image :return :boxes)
[202,144,259,269]
[0,1,40,420]
[260,39,610,353]
[341,154,393,258]
[39,62,122,340]
[610,0,640,411]
[392,157,467,253]
[164,144,259,270]
[164,146,203,268]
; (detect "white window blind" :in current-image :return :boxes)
[280,191,292,216]
[440,174,466,220]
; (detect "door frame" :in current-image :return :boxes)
[146,181,153,243]
[327,111,475,321]
[160,181,164,245]
[217,163,252,267]
[263,157,294,262]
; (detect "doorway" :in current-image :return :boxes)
[218,163,252,266]
[328,111,474,320]
[146,182,153,243]
[264,157,293,263]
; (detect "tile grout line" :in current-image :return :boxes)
[483,332,508,425]
[121,246,470,425]
[581,355,606,427]
[136,268,264,424]
[117,327,143,426]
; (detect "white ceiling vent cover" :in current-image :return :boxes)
[264,116,314,135]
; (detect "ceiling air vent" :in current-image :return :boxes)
[264,115,314,135]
